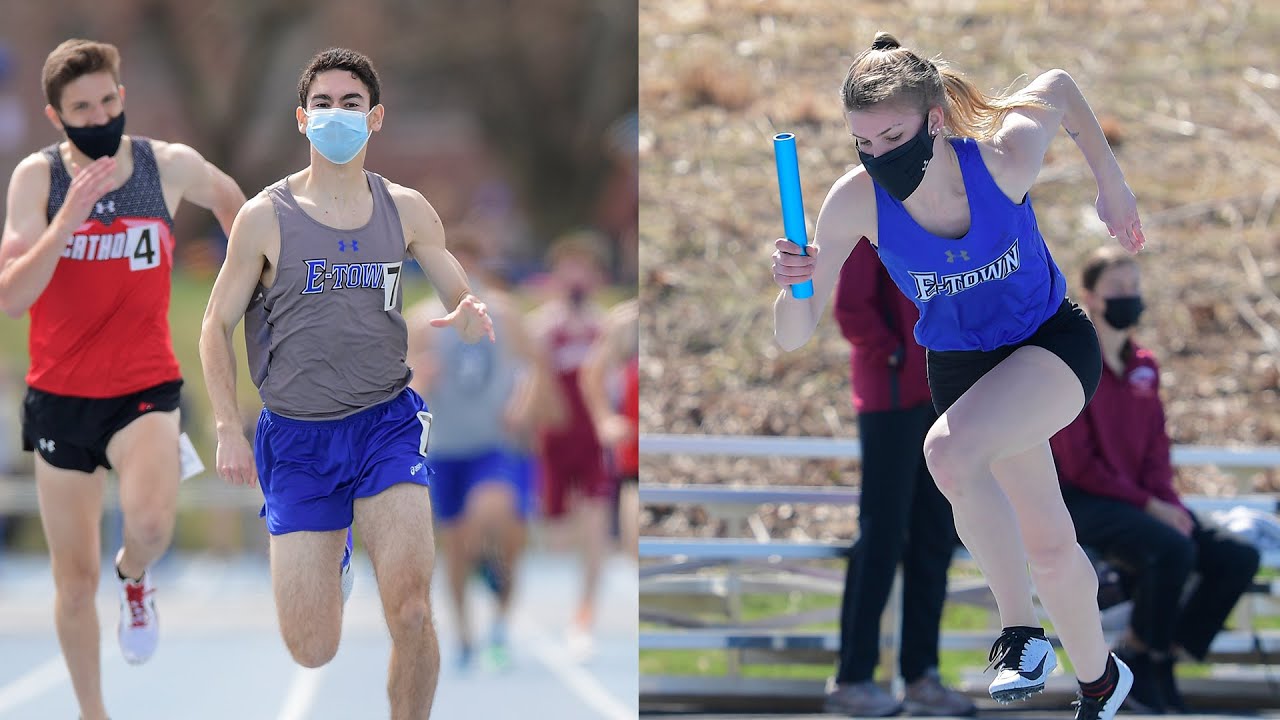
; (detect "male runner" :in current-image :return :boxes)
[199,48,492,719]
[0,39,245,720]
[407,230,552,671]
[579,297,639,559]
[530,233,613,657]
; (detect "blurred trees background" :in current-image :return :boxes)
[0,0,637,266]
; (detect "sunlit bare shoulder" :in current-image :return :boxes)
[382,179,442,247]
[822,164,877,247]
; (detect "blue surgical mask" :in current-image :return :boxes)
[305,108,372,165]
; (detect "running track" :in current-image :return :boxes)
[0,551,638,719]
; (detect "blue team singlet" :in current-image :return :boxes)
[872,137,1067,352]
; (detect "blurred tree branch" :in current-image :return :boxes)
[140,0,304,179]
[382,0,637,247]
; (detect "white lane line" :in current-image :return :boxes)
[0,655,68,716]
[276,664,327,720]
[522,626,633,720]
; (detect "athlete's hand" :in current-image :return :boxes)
[215,429,258,488]
[1095,177,1145,254]
[1145,497,1193,537]
[60,157,117,228]
[772,238,818,288]
[429,294,496,343]
[595,412,635,447]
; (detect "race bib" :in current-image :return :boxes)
[178,432,205,481]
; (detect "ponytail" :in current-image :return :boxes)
[938,64,1047,140]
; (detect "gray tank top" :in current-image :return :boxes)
[245,171,411,419]
[423,285,522,456]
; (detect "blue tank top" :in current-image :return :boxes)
[872,137,1066,352]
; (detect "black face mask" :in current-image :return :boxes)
[63,111,125,160]
[1103,296,1144,330]
[857,116,934,202]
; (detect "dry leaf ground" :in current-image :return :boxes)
[639,0,1280,541]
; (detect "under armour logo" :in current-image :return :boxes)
[38,438,55,453]
[338,240,359,252]
[95,200,116,215]
[945,250,970,263]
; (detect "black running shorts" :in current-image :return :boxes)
[20,379,184,473]
[925,299,1101,416]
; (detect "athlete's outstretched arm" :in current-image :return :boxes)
[772,171,870,351]
[0,154,116,317]
[394,184,494,343]
[159,142,247,236]
[995,69,1144,252]
[199,195,273,487]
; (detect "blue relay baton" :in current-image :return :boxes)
[772,133,813,299]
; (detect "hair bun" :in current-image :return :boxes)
[871,32,900,51]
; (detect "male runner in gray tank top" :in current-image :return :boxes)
[199,49,492,719]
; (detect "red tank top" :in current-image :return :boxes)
[542,317,601,452]
[617,356,639,475]
[27,138,180,397]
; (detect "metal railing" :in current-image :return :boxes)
[639,433,1280,707]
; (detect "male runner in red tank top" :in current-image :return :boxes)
[580,297,639,560]
[0,39,245,720]
[529,232,613,658]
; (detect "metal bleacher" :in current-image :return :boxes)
[639,433,1280,711]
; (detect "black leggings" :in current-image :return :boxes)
[1064,489,1261,658]
[925,299,1102,416]
[836,403,958,684]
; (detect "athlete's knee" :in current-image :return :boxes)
[53,564,100,612]
[388,593,433,642]
[923,430,986,497]
[284,626,341,668]
[124,510,174,549]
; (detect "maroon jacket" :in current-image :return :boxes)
[833,239,932,413]
[1050,342,1184,510]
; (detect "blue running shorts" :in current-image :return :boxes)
[255,387,434,535]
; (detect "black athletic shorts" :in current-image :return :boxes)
[925,299,1101,416]
[20,379,183,473]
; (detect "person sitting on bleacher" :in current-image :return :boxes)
[1050,247,1261,715]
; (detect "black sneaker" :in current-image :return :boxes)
[1154,656,1189,714]
[987,627,1057,703]
[1115,646,1165,714]
[1074,653,1134,720]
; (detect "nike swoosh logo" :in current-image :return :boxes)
[1018,654,1047,680]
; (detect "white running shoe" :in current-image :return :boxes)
[117,566,159,665]
[1074,654,1133,720]
[567,625,595,663]
[987,627,1057,703]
